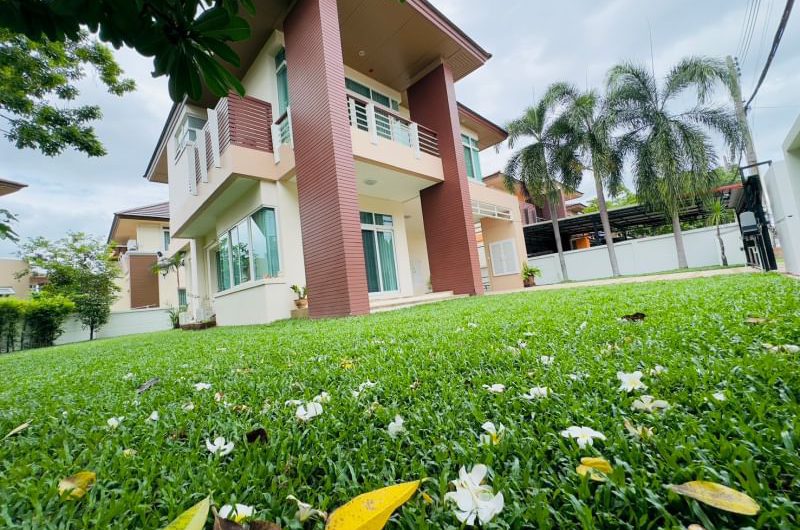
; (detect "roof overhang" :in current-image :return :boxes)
[782,113,800,152]
[0,178,27,197]
[458,103,507,150]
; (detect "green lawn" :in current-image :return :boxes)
[1,274,799,529]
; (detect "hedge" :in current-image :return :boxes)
[0,295,75,352]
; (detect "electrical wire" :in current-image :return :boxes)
[745,0,795,110]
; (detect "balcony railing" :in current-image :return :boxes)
[187,94,273,194]
[346,93,439,158]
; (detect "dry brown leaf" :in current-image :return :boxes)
[58,471,96,500]
[666,481,760,515]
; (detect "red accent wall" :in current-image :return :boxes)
[227,94,273,153]
[407,64,483,295]
[284,0,370,318]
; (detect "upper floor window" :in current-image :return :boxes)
[345,78,400,111]
[162,227,171,251]
[174,115,206,158]
[462,133,483,181]
[275,48,290,116]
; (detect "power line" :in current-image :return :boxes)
[740,0,763,64]
[744,0,795,110]
[736,0,759,58]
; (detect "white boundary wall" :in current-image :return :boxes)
[55,308,173,345]
[529,223,746,285]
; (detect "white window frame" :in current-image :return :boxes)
[162,227,171,251]
[461,132,483,182]
[174,114,207,160]
[360,211,400,295]
[489,238,520,277]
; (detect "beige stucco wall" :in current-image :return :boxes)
[351,128,444,181]
[469,182,527,292]
[402,197,431,295]
[0,258,30,299]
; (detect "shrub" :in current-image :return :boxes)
[0,298,25,352]
[20,295,75,350]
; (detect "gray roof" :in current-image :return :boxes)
[115,202,170,220]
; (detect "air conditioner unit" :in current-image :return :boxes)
[126,239,138,251]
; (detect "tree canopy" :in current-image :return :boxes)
[0,0,254,102]
[0,29,135,156]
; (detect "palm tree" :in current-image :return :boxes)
[544,83,624,276]
[152,250,186,303]
[504,98,582,282]
[606,57,741,269]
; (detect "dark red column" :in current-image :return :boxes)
[407,64,483,295]
[284,0,370,317]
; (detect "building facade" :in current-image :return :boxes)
[108,202,184,311]
[143,0,527,325]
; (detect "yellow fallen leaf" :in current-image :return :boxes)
[666,481,760,515]
[58,471,96,500]
[326,480,420,530]
[576,457,613,482]
[4,420,31,439]
[163,496,211,530]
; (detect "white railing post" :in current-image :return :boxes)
[348,97,358,128]
[286,106,293,147]
[271,122,282,164]
[197,131,209,183]
[366,102,378,145]
[207,107,221,168]
[410,122,421,159]
[186,143,197,195]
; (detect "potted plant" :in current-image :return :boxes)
[290,284,308,309]
[521,264,540,287]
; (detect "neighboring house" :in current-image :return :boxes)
[0,178,27,197]
[0,258,32,298]
[108,202,184,311]
[483,171,584,225]
[142,0,527,325]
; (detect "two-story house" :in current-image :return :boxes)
[108,202,184,311]
[143,0,527,326]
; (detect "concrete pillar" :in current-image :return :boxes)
[407,64,483,295]
[284,0,370,317]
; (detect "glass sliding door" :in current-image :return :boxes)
[360,211,399,294]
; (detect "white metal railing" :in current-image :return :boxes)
[346,93,439,158]
[472,200,513,221]
[272,107,292,164]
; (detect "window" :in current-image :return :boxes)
[462,133,483,181]
[174,115,206,158]
[275,48,290,116]
[162,228,171,251]
[178,288,187,307]
[214,207,280,292]
[345,78,400,111]
[489,239,520,276]
[360,211,398,293]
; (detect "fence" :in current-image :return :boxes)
[55,308,174,345]
[529,223,746,285]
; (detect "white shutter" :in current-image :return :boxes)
[489,239,520,276]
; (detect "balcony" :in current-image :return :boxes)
[346,93,444,183]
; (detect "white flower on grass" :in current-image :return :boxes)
[122,372,135,381]
[295,402,323,422]
[351,381,377,398]
[763,343,800,353]
[521,387,549,400]
[182,402,195,412]
[540,355,554,365]
[517,340,527,349]
[206,436,234,456]
[712,391,726,402]
[560,426,606,449]
[146,411,159,422]
[482,383,505,394]
[617,371,647,393]
[387,415,405,438]
[631,395,670,413]
[219,504,254,524]
[478,421,506,446]
[107,416,124,429]
[523,331,535,337]
[649,365,667,376]
[193,382,211,391]
[467,321,479,328]
[285,399,304,406]
[214,392,225,402]
[286,495,327,523]
[578,321,588,331]
[444,464,504,526]
[623,418,654,439]
[568,372,588,381]
[122,448,137,458]
[313,391,331,404]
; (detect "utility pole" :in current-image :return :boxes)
[726,56,759,177]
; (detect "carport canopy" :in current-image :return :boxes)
[523,202,711,256]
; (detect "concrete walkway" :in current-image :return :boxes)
[488,266,758,295]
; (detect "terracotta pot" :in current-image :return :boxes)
[523,277,536,288]
[294,298,308,309]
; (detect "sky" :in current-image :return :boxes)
[1,0,798,256]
